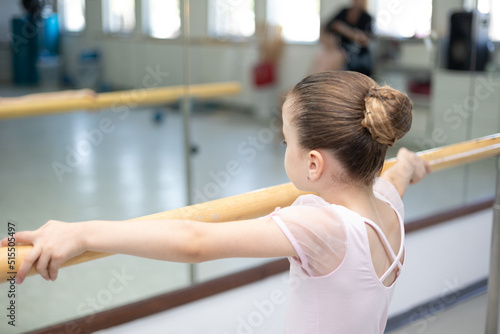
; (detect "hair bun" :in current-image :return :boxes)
[361,86,413,146]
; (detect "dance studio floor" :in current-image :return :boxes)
[0,89,497,333]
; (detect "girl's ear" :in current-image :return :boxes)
[307,150,325,181]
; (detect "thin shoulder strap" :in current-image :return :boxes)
[364,218,404,283]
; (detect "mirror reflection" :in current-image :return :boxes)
[0,0,498,333]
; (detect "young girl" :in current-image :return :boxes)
[1,71,429,333]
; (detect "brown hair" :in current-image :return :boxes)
[288,71,412,186]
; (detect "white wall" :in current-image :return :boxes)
[0,1,24,43]
[432,0,464,37]
[0,1,24,84]
[1,0,477,89]
[389,209,492,318]
[59,0,478,109]
[58,0,354,108]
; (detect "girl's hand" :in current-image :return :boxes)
[397,148,431,184]
[382,148,431,197]
[0,220,86,284]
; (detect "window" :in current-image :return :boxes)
[267,0,320,43]
[143,0,181,39]
[490,1,500,41]
[477,0,500,41]
[372,0,432,38]
[208,0,255,40]
[61,0,86,32]
[102,0,136,34]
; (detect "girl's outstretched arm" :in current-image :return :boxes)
[0,217,296,284]
[381,148,431,198]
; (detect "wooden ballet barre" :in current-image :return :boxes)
[1,133,500,282]
[0,82,241,119]
[382,133,500,173]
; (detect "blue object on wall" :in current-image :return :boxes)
[11,13,60,85]
[41,13,59,55]
[12,15,39,85]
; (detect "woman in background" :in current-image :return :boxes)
[325,0,373,76]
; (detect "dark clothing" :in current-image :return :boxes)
[325,8,373,76]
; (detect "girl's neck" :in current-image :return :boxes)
[317,182,376,214]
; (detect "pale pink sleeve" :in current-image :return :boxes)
[270,195,347,277]
[373,177,405,219]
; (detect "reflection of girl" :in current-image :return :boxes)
[310,29,346,74]
[326,0,373,76]
[3,71,429,333]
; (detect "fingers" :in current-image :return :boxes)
[409,156,431,184]
[17,247,61,283]
[16,245,63,284]
[4,221,77,283]
[35,250,52,282]
[424,160,432,174]
[16,245,42,284]
[15,221,83,283]
[0,231,35,247]
[1,230,39,284]
[396,147,410,161]
[396,148,431,185]
[48,263,59,282]
[48,256,64,281]
[13,231,35,244]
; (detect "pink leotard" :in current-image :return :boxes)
[271,177,405,334]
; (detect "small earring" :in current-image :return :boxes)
[307,176,311,180]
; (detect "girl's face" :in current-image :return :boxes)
[282,97,309,190]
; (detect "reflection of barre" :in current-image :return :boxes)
[1,133,500,282]
[0,82,241,120]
